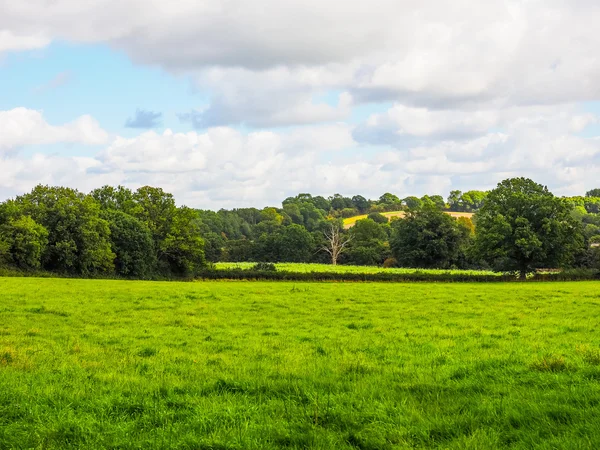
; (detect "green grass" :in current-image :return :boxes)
[2,277,600,449]
[215,262,498,276]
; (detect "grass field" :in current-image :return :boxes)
[342,211,474,228]
[2,278,600,449]
[214,262,497,276]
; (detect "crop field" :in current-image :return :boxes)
[214,262,497,276]
[2,278,600,449]
[342,211,474,228]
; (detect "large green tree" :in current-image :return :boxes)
[346,218,388,265]
[474,178,584,278]
[103,210,156,278]
[0,216,48,270]
[14,186,115,275]
[586,188,600,198]
[390,205,467,268]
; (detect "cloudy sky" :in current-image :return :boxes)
[2,0,600,208]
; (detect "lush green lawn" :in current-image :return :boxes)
[2,278,600,449]
[214,262,498,276]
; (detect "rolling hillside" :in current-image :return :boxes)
[343,210,474,228]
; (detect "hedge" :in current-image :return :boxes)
[197,268,600,282]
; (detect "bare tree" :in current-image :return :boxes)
[321,222,351,265]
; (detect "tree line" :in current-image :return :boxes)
[1,178,599,278]
[0,185,205,278]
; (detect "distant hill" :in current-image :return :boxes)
[343,211,474,229]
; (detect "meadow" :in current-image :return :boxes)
[214,262,497,276]
[2,278,600,449]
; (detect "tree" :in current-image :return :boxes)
[461,190,487,211]
[320,222,351,265]
[368,212,389,224]
[14,185,115,275]
[224,239,255,262]
[351,195,370,214]
[131,186,177,246]
[378,193,401,211]
[474,178,584,279]
[586,188,600,198]
[329,194,353,211]
[390,205,467,268]
[403,196,423,210]
[421,195,445,210]
[255,224,315,262]
[447,190,463,211]
[103,210,156,278]
[346,218,388,265]
[0,216,48,270]
[91,185,135,212]
[159,207,206,277]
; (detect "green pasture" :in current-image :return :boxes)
[2,278,600,449]
[214,262,498,276]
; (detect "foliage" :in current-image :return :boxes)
[586,188,600,198]
[0,216,48,270]
[103,210,156,278]
[448,190,488,212]
[158,207,206,277]
[0,184,207,279]
[345,218,388,265]
[390,205,470,269]
[367,212,389,224]
[474,178,585,278]
[403,196,423,210]
[3,178,600,277]
[251,262,277,271]
[13,186,115,275]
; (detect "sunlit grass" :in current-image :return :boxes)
[342,210,474,228]
[215,261,498,275]
[2,278,600,448]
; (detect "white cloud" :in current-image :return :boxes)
[4,1,600,204]
[6,1,600,125]
[0,30,49,53]
[0,108,109,155]
[2,107,600,207]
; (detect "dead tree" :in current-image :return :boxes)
[321,222,351,265]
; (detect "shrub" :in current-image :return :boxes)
[252,262,277,272]
[383,257,398,268]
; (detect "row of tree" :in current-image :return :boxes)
[1,179,599,278]
[0,185,205,278]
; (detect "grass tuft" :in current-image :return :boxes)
[530,354,568,372]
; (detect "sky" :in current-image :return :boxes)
[2,0,600,209]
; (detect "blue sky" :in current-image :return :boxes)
[1,43,204,135]
[2,0,600,208]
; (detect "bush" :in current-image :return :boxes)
[252,262,277,272]
[383,257,398,268]
[368,213,389,224]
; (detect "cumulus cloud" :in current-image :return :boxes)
[0,122,357,207]
[4,1,600,204]
[0,30,49,53]
[2,107,600,207]
[125,109,162,129]
[0,108,109,155]
[5,1,600,125]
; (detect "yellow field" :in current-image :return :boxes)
[343,211,474,228]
